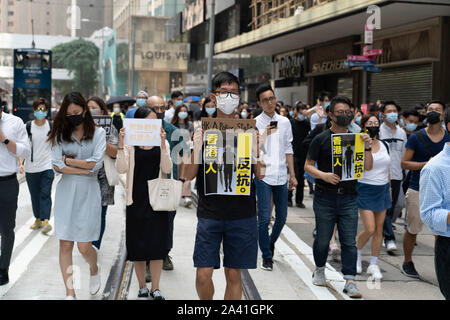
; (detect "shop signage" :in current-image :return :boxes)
[274,50,305,80]
[363,66,382,73]
[345,60,375,68]
[311,59,347,73]
[347,55,372,62]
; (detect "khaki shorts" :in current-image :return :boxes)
[405,189,422,235]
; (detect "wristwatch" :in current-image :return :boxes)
[365,147,372,152]
[3,139,9,145]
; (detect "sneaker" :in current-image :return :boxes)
[356,256,362,274]
[386,240,397,254]
[64,295,77,300]
[145,264,152,283]
[329,243,340,261]
[343,281,362,299]
[150,289,165,300]
[382,240,386,248]
[0,269,9,286]
[367,264,383,280]
[296,203,306,208]
[137,287,150,300]
[261,258,273,271]
[163,255,174,271]
[41,220,52,235]
[89,264,101,295]
[312,268,327,287]
[183,197,193,208]
[401,261,420,279]
[270,242,275,258]
[30,219,42,230]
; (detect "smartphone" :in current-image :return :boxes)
[270,121,278,128]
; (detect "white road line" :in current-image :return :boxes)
[281,225,357,300]
[276,238,337,300]
[12,217,38,251]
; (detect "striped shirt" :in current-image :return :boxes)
[419,143,450,237]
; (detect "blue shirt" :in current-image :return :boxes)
[420,143,450,237]
[125,107,138,119]
[405,129,449,191]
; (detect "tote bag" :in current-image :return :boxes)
[104,155,120,186]
[147,171,182,212]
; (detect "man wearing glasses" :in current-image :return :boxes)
[254,83,297,272]
[305,96,372,298]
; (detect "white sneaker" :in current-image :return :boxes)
[64,295,76,300]
[356,256,362,274]
[90,264,101,295]
[386,240,397,253]
[382,240,386,248]
[367,264,383,280]
[183,197,193,208]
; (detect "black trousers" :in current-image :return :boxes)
[288,156,306,205]
[0,177,19,270]
[435,236,450,300]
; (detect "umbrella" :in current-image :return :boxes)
[106,96,136,107]
[184,96,201,103]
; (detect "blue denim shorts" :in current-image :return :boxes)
[193,216,258,270]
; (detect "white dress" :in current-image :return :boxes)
[51,127,106,242]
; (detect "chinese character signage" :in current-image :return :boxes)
[123,119,162,147]
[331,133,365,181]
[93,116,113,139]
[202,118,256,196]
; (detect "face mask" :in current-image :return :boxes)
[366,126,380,138]
[385,113,398,124]
[399,119,405,127]
[289,111,294,117]
[113,107,121,114]
[241,112,248,119]
[405,123,418,132]
[178,111,188,120]
[297,114,306,121]
[68,114,84,127]
[34,110,47,120]
[90,109,101,116]
[426,111,441,125]
[205,107,216,115]
[156,112,165,120]
[136,99,146,107]
[216,95,239,115]
[355,116,362,125]
[324,102,330,111]
[175,100,183,107]
[334,114,353,127]
[419,114,426,122]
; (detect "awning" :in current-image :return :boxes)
[214,0,450,56]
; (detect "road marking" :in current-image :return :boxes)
[281,225,358,300]
[276,238,337,300]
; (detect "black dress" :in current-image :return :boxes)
[126,146,169,261]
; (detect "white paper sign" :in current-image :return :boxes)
[123,119,162,147]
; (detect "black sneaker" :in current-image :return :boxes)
[261,258,273,271]
[401,261,420,279]
[137,288,150,300]
[150,289,165,300]
[270,242,275,258]
[296,203,306,208]
[0,269,9,286]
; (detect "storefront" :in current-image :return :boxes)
[364,17,449,109]
[305,37,360,105]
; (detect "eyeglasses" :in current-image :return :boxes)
[333,110,353,116]
[35,107,47,112]
[153,105,165,112]
[366,122,380,126]
[214,91,240,100]
[261,96,276,104]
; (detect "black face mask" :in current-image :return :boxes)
[156,112,165,120]
[418,114,426,122]
[68,114,84,127]
[426,111,441,125]
[366,126,380,138]
[334,114,353,127]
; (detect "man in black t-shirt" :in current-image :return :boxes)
[183,72,265,300]
[305,96,372,299]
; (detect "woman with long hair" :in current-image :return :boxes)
[49,92,106,299]
[116,107,172,300]
[87,96,119,250]
[199,97,216,119]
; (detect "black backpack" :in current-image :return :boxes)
[25,120,52,162]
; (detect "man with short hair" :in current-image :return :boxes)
[401,101,449,278]
[183,72,265,300]
[0,97,31,285]
[414,104,427,130]
[310,91,330,131]
[305,96,372,298]
[379,101,407,254]
[403,110,420,137]
[255,83,298,272]
[420,107,450,300]
[125,90,149,119]
[164,91,184,123]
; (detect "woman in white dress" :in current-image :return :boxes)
[49,92,106,299]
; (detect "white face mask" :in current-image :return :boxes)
[216,95,239,115]
[114,107,121,114]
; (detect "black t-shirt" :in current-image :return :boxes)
[307,129,357,192]
[290,118,311,157]
[196,156,257,221]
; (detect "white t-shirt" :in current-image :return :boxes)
[24,121,53,173]
[359,141,390,186]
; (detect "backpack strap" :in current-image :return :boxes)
[380,139,390,155]
[25,121,33,162]
[414,130,435,158]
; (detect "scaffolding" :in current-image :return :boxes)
[248,0,335,30]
